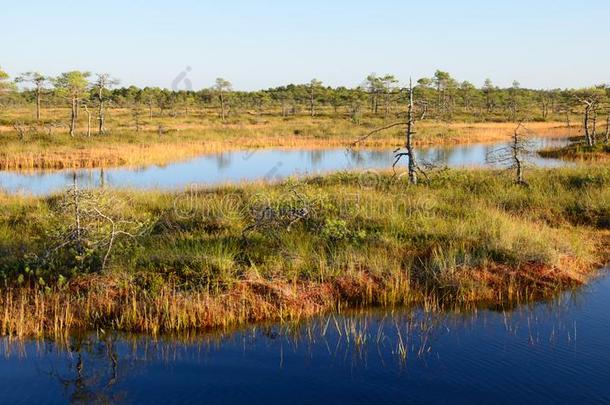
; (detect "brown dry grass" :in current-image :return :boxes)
[0,120,576,171]
[1,255,600,339]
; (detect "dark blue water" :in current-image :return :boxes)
[1,269,608,404]
[0,137,571,196]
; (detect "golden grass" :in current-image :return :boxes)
[2,253,603,339]
[0,118,577,170]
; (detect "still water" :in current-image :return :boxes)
[1,269,608,404]
[0,137,571,196]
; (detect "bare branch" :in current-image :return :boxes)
[349,122,407,148]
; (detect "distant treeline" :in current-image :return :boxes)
[1,68,609,123]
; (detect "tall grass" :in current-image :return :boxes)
[0,167,608,337]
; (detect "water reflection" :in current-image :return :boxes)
[307,150,324,165]
[1,271,609,404]
[0,137,571,196]
[214,153,232,170]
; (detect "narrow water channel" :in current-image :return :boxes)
[1,269,608,404]
[0,137,571,196]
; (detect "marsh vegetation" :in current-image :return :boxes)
[0,167,608,337]
[0,67,608,339]
[2,273,610,404]
[0,68,598,169]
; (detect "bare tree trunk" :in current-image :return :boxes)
[83,104,92,137]
[219,92,226,121]
[384,93,390,119]
[541,99,549,120]
[512,134,524,184]
[309,87,315,117]
[604,113,610,145]
[98,87,105,135]
[406,79,417,185]
[70,96,77,137]
[35,87,41,121]
[591,108,597,144]
[372,93,378,115]
[485,88,495,115]
[508,123,529,185]
[436,83,442,114]
[419,102,428,120]
[515,156,523,184]
[584,104,593,146]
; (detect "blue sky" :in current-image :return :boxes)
[2,0,609,90]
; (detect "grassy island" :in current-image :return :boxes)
[0,167,608,337]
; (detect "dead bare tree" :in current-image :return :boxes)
[93,74,119,135]
[511,125,527,185]
[82,103,92,137]
[592,107,598,143]
[487,121,534,186]
[416,100,429,120]
[350,79,421,184]
[46,335,129,404]
[404,79,417,184]
[576,91,604,146]
[37,178,149,274]
[581,98,594,146]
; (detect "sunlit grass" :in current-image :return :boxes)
[0,166,607,337]
[0,106,575,169]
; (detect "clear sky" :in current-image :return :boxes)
[2,0,609,90]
